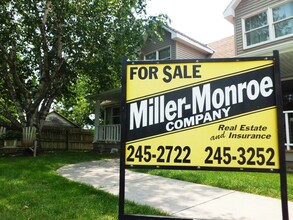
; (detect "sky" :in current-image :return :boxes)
[146,0,234,44]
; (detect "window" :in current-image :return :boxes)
[244,12,269,46]
[145,47,170,60]
[112,107,120,124]
[145,52,156,60]
[105,107,120,124]
[243,1,293,48]
[273,2,293,38]
[158,47,171,60]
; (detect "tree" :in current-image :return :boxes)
[0,0,167,132]
[54,74,96,128]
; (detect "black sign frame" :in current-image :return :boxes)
[118,51,288,220]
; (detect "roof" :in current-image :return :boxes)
[95,88,121,100]
[208,35,235,58]
[87,88,121,108]
[164,26,214,54]
[223,0,242,24]
[44,111,80,128]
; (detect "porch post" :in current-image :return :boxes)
[94,100,101,142]
[284,112,290,150]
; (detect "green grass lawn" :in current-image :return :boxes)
[136,168,293,201]
[1,152,292,220]
[0,152,167,220]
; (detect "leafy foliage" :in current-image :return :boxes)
[0,130,22,140]
[0,0,167,130]
[55,74,96,128]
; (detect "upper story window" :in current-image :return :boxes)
[145,52,156,60]
[273,1,293,38]
[145,47,170,60]
[244,12,269,46]
[243,1,293,48]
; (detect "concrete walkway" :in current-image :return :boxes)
[57,159,293,220]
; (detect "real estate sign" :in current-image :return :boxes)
[123,58,281,172]
[119,52,289,220]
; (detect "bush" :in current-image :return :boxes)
[0,130,22,140]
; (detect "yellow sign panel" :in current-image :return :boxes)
[126,60,273,101]
[124,59,280,171]
[125,108,279,169]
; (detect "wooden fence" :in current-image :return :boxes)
[40,127,93,151]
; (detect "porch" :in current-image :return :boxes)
[284,110,293,161]
[95,124,121,143]
[93,124,120,153]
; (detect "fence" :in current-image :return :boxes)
[41,127,93,151]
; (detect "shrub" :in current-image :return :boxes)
[0,130,22,140]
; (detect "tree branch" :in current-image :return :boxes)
[29,0,52,113]
[0,101,23,128]
[8,40,30,103]
[42,0,52,24]
[1,44,26,125]
[38,96,54,131]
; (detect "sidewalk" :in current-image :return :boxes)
[57,159,293,220]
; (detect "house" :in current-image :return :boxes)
[43,111,80,129]
[208,35,235,58]
[224,0,293,155]
[92,26,235,152]
[140,26,214,60]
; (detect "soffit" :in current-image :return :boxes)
[236,41,293,80]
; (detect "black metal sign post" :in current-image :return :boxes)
[274,50,289,220]
[119,57,127,220]
[119,52,288,220]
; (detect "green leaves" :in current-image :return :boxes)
[0,0,167,129]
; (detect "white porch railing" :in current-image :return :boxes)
[284,110,293,150]
[96,124,121,142]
